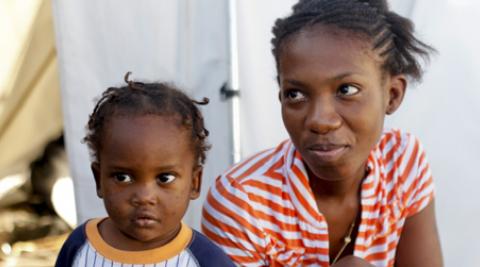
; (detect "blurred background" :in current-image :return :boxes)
[1,0,73,266]
[1,0,479,266]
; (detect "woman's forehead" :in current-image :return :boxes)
[283,24,379,59]
[278,26,383,79]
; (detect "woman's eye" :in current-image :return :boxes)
[337,84,360,96]
[283,89,306,102]
[113,173,133,183]
[157,173,176,184]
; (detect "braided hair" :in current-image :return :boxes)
[84,72,210,166]
[271,0,435,81]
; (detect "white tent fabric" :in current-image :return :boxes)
[0,0,63,179]
[53,0,479,265]
[52,0,231,228]
[388,1,480,265]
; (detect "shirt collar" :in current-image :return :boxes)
[282,140,384,229]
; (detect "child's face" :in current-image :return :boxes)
[278,25,405,181]
[92,115,201,250]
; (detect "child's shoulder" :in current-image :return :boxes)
[55,221,88,267]
[66,221,88,242]
[187,229,235,266]
[60,221,88,250]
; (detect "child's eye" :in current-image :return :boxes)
[283,89,306,102]
[113,173,133,183]
[337,84,360,96]
[157,173,176,184]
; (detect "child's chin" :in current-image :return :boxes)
[130,231,159,242]
[124,228,159,242]
[123,224,181,247]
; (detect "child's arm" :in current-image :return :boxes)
[395,201,443,267]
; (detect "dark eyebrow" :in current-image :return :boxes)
[282,72,357,87]
[106,164,180,172]
[105,165,132,172]
[282,79,305,87]
[332,72,356,81]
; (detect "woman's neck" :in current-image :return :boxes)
[307,164,366,202]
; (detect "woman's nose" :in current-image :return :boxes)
[305,97,342,134]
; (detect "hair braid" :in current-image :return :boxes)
[84,73,211,166]
[271,0,435,81]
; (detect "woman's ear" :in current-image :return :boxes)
[386,74,407,115]
[190,166,202,200]
[91,163,103,198]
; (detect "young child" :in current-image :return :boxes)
[55,73,234,267]
[202,0,443,266]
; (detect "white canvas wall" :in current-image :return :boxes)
[54,0,479,265]
[387,1,480,265]
[52,0,231,228]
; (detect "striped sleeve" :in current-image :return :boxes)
[201,174,268,267]
[400,134,435,217]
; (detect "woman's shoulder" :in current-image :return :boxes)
[377,128,425,157]
[375,129,434,204]
[380,128,418,142]
[375,129,435,217]
[374,129,431,192]
[219,140,291,185]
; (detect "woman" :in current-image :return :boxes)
[202,0,443,266]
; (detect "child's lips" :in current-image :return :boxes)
[132,213,159,227]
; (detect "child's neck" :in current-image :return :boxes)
[98,218,182,251]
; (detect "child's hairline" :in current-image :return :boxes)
[83,76,211,168]
[85,111,204,169]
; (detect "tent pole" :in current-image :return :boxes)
[226,0,241,164]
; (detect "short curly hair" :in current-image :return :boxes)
[84,72,210,166]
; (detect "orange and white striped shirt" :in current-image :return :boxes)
[201,129,434,267]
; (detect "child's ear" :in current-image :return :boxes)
[91,163,103,198]
[386,74,407,115]
[190,166,202,200]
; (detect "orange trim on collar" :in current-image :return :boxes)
[85,218,192,264]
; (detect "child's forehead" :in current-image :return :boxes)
[99,115,194,159]
[107,113,187,130]
[98,113,195,154]
[107,111,184,125]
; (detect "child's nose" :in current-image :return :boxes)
[131,183,158,206]
[305,97,342,134]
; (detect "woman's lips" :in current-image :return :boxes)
[306,144,348,162]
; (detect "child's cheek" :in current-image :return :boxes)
[164,187,191,217]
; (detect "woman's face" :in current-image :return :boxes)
[278,26,400,181]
